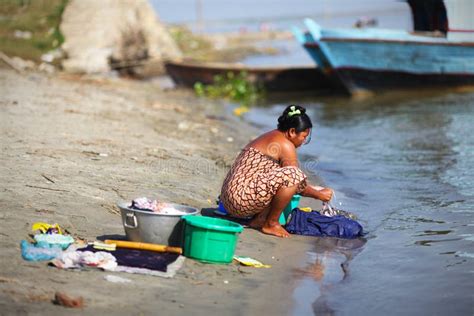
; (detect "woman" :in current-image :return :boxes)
[220,105,333,238]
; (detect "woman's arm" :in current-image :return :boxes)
[279,141,299,167]
[279,143,333,202]
[301,184,333,202]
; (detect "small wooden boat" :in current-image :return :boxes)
[164,59,340,92]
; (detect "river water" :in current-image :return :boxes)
[245,90,474,315]
[152,1,474,314]
[150,0,411,32]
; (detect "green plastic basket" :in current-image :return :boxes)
[279,194,301,225]
[182,215,243,264]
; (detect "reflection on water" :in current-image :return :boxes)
[298,238,367,280]
[292,238,367,315]
[415,230,452,236]
[414,238,462,246]
[245,88,474,315]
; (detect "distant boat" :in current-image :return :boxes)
[164,59,341,92]
[293,0,474,95]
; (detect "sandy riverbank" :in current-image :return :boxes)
[0,68,325,315]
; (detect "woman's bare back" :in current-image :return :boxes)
[246,130,295,164]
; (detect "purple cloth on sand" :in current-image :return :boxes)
[79,245,179,272]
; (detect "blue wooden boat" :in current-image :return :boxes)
[293,0,474,95]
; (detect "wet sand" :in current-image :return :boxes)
[0,68,325,315]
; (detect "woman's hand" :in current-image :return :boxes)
[317,187,333,202]
[302,185,334,202]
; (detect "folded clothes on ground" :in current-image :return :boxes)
[79,245,180,272]
[285,208,363,239]
[51,246,184,278]
[51,250,118,271]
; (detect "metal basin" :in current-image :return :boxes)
[117,202,200,247]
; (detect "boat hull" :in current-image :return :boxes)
[296,19,474,94]
[337,67,474,92]
[164,60,338,92]
[317,38,474,93]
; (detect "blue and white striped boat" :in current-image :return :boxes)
[293,0,474,95]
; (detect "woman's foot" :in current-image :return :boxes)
[249,207,271,229]
[262,221,290,238]
[249,213,266,229]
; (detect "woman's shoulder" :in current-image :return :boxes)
[247,130,278,147]
[247,130,295,158]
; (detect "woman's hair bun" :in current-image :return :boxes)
[277,104,312,132]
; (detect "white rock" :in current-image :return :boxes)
[41,53,54,63]
[104,275,132,283]
[13,30,32,39]
[38,63,56,74]
[178,122,190,130]
[60,0,182,74]
[11,57,35,70]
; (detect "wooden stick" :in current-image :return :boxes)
[41,174,55,183]
[104,239,182,255]
[0,51,23,73]
[25,184,69,192]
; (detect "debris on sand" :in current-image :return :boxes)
[53,292,84,308]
